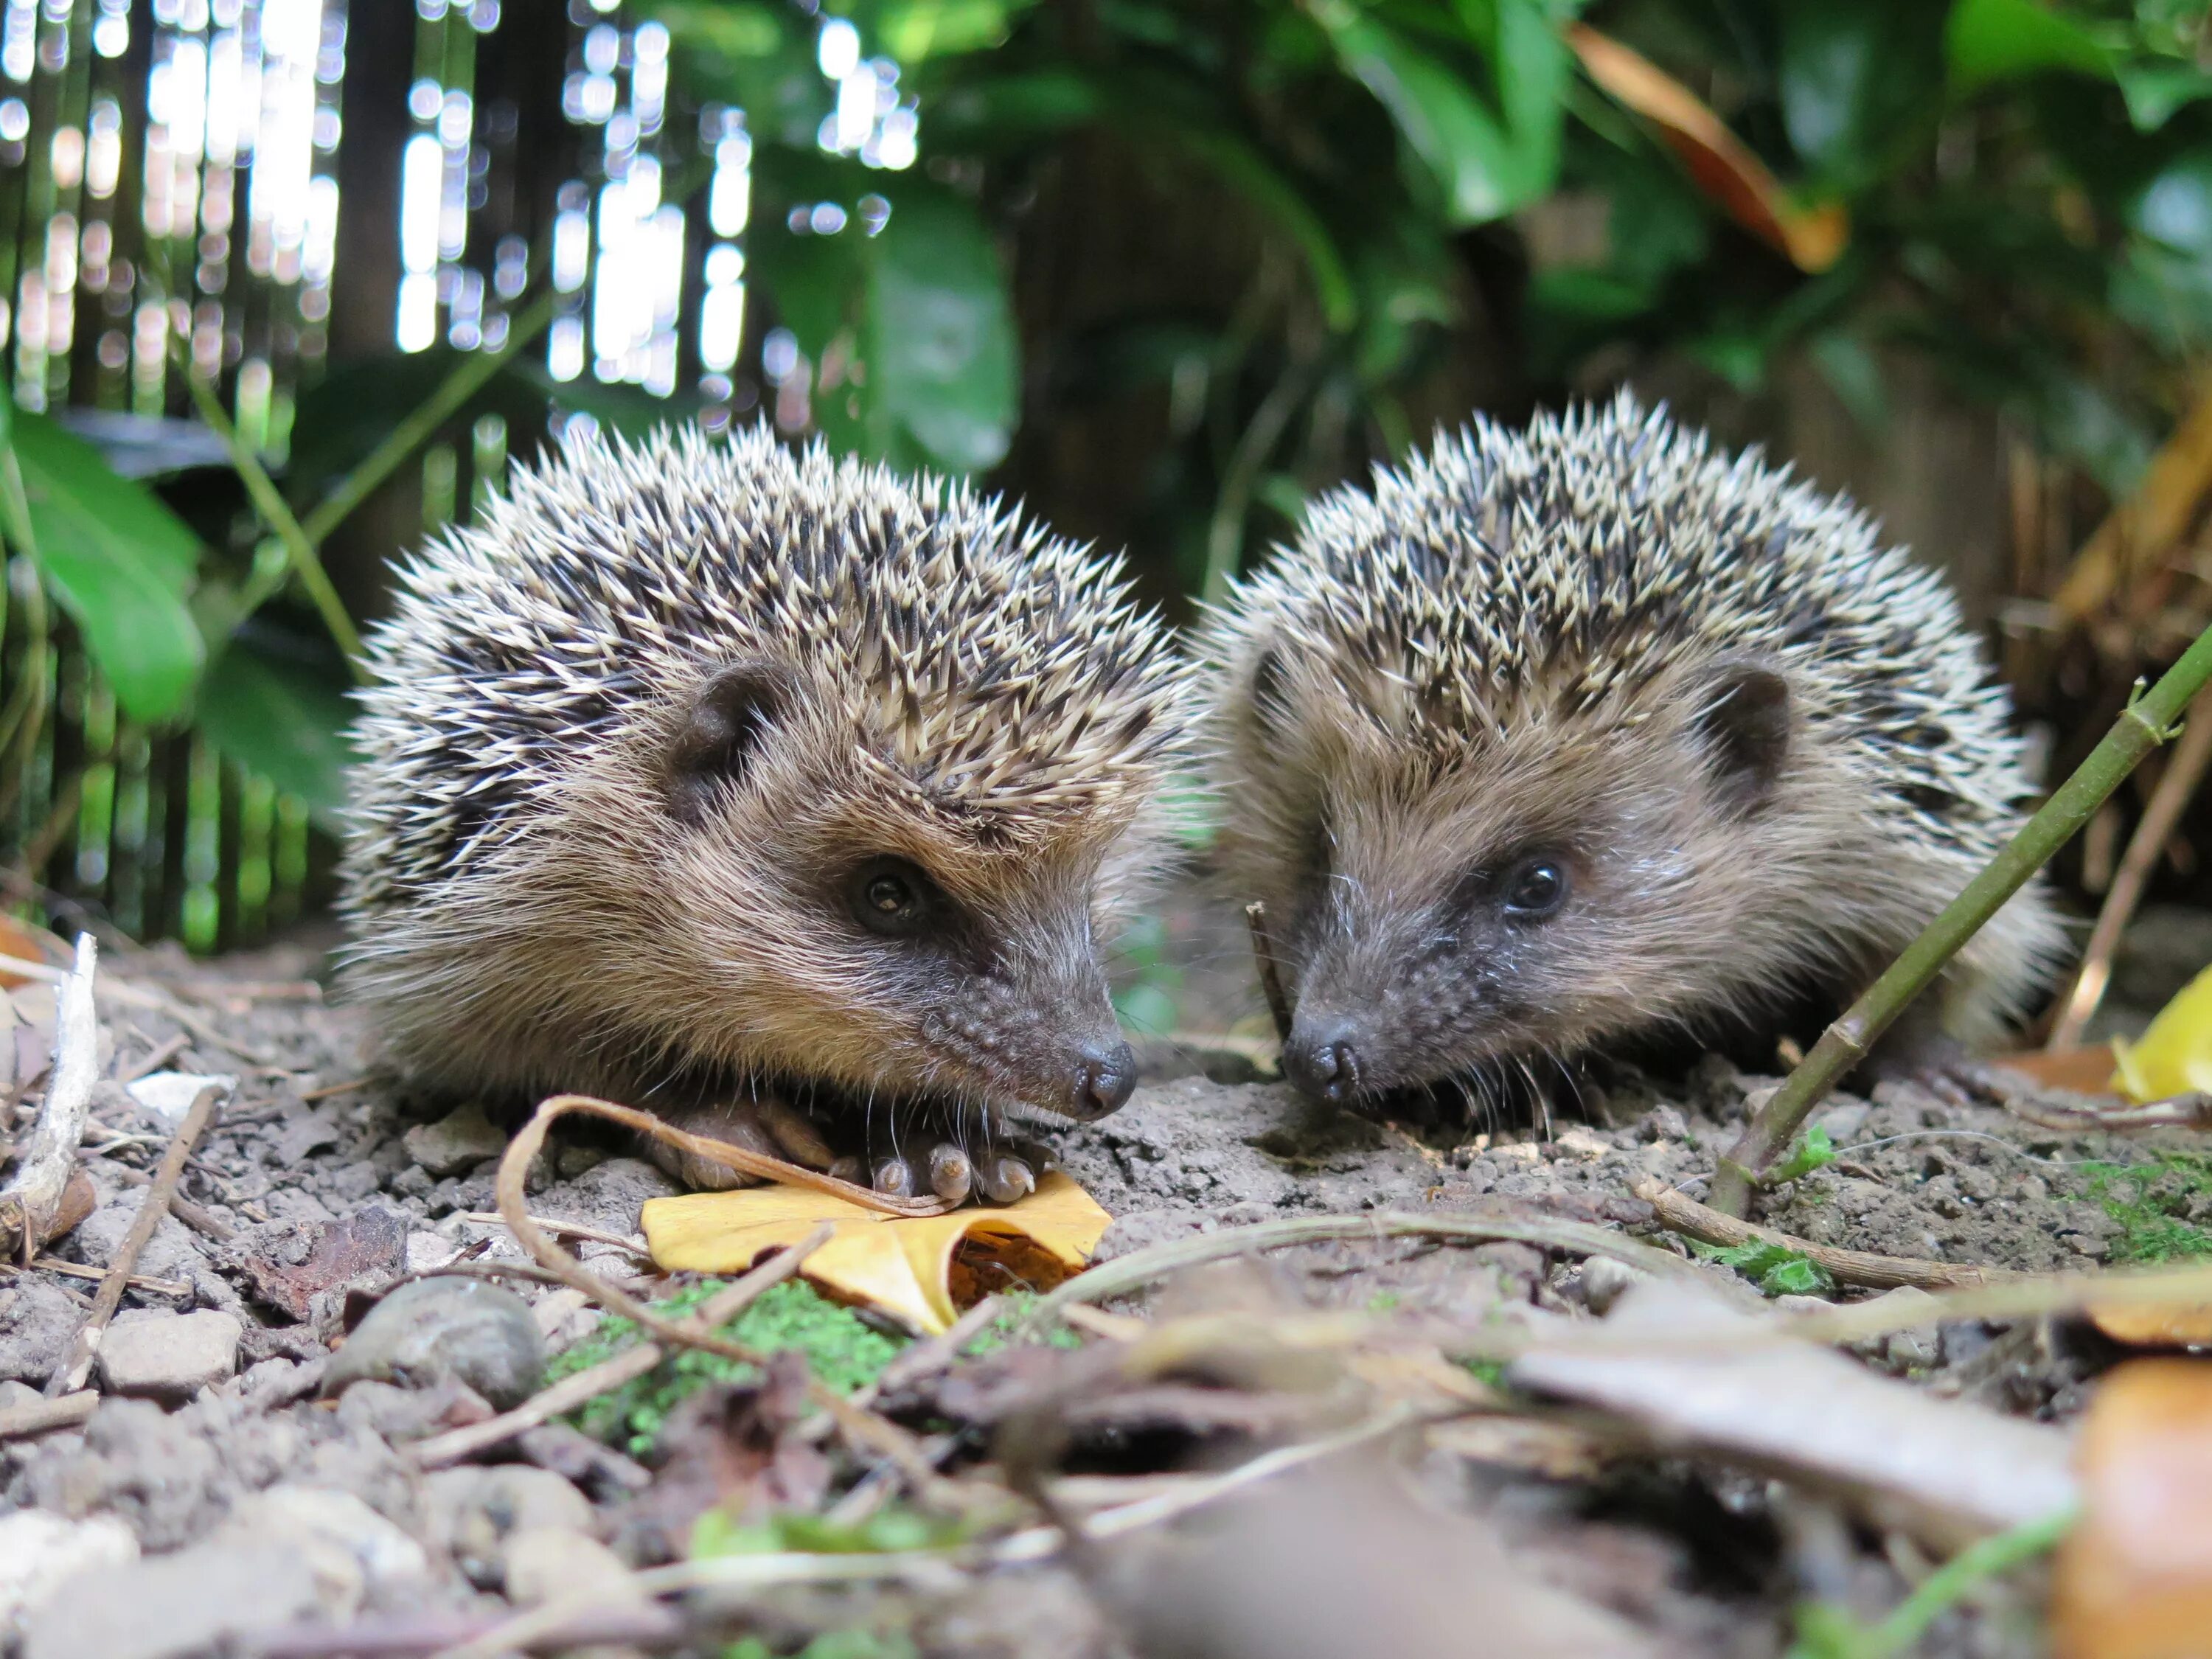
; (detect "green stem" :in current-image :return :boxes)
[0,452,52,821]
[298,285,558,551]
[1788,1509,2071,1659]
[182,369,366,676]
[1200,360,1313,609]
[1710,619,2212,1217]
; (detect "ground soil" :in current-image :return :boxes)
[3,900,2208,1658]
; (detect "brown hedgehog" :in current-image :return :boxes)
[1201,394,2067,1110]
[340,425,1190,1204]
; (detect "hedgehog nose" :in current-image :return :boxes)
[1068,1039,1137,1121]
[1284,1020,1363,1105]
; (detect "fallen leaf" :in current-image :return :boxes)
[641,1171,1113,1335]
[232,1205,410,1322]
[1568,24,1848,273]
[1990,1043,2122,1095]
[2110,962,2212,1102]
[2089,1301,2212,1351]
[2053,1360,2212,1658]
[1509,1279,2076,1551]
[0,917,65,988]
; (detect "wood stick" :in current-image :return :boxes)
[408,1222,835,1470]
[0,933,98,1262]
[116,1032,189,1085]
[1244,901,1293,1043]
[462,1210,650,1259]
[7,1258,192,1297]
[1631,1178,2015,1292]
[2048,682,2212,1049]
[0,1388,96,1439]
[47,1082,224,1395]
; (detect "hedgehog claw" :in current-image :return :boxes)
[975,1152,1035,1206]
[927,1143,974,1206]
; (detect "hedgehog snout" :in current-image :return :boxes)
[1282,1015,1366,1105]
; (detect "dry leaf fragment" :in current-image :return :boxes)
[641,1171,1112,1335]
[2111,963,2212,1102]
[2089,1301,2212,1351]
[1567,24,1848,273]
[1990,1043,2123,1095]
[2053,1360,2212,1658]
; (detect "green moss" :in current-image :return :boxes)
[2084,1150,2212,1264]
[955,1290,1082,1356]
[723,1632,918,1659]
[1689,1239,1836,1296]
[694,1504,965,1560]
[546,1279,908,1458]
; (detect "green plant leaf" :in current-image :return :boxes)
[1780,0,1948,192]
[2116,62,2212,131]
[869,184,1018,471]
[1310,0,1559,225]
[192,640,358,827]
[10,411,206,723]
[1945,0,2110,99]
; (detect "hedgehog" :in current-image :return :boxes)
[1200,394,2069,1113]
[339,424,1189,1205]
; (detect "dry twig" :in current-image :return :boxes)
[2048,681,2212,1048]
[1244,900,1294,1043]
[47,1081,224,1395]
[0,933,99,1262]
[1631,1178,2017,1292]
[461,1209,651,1258]
[409,1222,835,1470]
[0,1388,95,1439]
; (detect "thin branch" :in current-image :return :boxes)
[47,1080,224,1395]
[1710,620,2212,1216]
[2047,683,2212,1049]
[1632,1178,2014,1292]
[181,367,365,672]
[299,287,559,551]
[1244,900,1293,1043]
[0,1389,95,1440]
[409,1222,835,1471]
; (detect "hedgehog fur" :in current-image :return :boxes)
[340,424,1189,1161]
[1201,392,2069,1107]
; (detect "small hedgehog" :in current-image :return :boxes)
[341,425,1189,1204]
[1202,394,2067,1110]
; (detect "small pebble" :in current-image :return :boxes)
[321,1276,544,1408]
[401,1104,508,1179]
[97,1310,242,1401]
[1579,1257,1645,1316]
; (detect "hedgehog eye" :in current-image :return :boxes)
[1499,856,1570,921]
[848,856,942,939]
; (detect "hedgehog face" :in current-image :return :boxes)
[1226,650,1833,1107]
[635,661,1140,1125]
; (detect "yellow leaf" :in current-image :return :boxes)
[2110,961,2212,1102]
[641,1170,1113,1335]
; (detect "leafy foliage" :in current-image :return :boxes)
[1690,1237,1837,1296]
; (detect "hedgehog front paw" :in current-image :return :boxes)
[836,1135,1056,1207]
[647,1097,836,1192]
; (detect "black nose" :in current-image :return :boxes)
[1068,1038,1137,1121]
[1284,1020,1363,1104]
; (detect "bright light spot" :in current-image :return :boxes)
[552,205,588,291]
[548,313,585,380]
[582,23,618,74]
[580,72,616,123]
[704,243,744,285]
[49,125,80,189]
[0,99,27,142]
[437,88,471,148]
[406,77,440,121]
[399,132,440,272]
[635,20,667,59]
[709,131,751,236]
[763,327,799,383]
[835,65,876,153]
[395,271,437,352]
[818,17,859,80]
[878,107,918,170]
[809,201,846,235]
[91,12,125,55]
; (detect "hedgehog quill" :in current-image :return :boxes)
[341,426,1190,1205]
[1203,395,2068,1113]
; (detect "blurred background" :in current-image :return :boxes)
[0,0,2209,1037]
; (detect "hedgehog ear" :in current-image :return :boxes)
[1694,662,1791,813]
[1248,645,1294,742]
[667,663,790,821]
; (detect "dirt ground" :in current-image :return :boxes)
[3,900,2209,1659]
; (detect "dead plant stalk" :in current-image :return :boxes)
[0,933,97,1262]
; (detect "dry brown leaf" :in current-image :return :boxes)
[1568,24,1847,273]
[2089,1302,2212,1351]
[2055,378,2212,625]
[1990,1043,2123,1095]
[641,1171,1112,1335]
[2053,1360,2212,1658]
[0,917,65,989]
